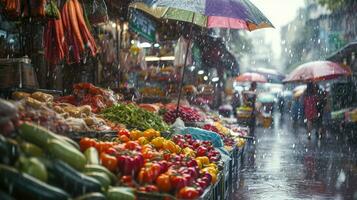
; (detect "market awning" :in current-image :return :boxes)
[327,41,357,72]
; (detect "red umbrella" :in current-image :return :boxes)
[236,72,267,83]
[283,61,351,83]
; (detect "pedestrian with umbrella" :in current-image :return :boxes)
[284,61,351,139]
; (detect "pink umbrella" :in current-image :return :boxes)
[283,61,352,83]
[236,72,267,83]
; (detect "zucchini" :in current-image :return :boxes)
[84,147,100,165]
[84,172,110,190]
[47,139,86,171]
[46,160,102,196]
[0,164,69,200]
[18,122,72,148]
[59,135,80,150]
[20,141,44,157]
[74,192,106,200]
[106,187,135,200]
[83,164,117,184]
[18,157,48,182]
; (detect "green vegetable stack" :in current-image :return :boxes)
[101,103,169,132]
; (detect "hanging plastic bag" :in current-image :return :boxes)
[83,0,108,25]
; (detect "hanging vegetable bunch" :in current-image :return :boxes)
[1,0,21,19]
[43,0,97,64]
[1,0,60,20]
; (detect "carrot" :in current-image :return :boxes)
[68,0,84,53]
[62,1,80,63]
[72,0,97,56]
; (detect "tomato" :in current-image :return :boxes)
[120,135,130,143]
[177,187,200,199]
[156,174,172,192]
[137,168,155,184]
[95,141,113,153]
[170,175,187,191]
[100,152,118,172]
[118,129,130,137]
[105,147,118,155]
[142,150,154,160]
[79,137,96,151]
[145,185,159,192]
[196,146,208,157]
[125,141,139,150]
[151,163,162,178]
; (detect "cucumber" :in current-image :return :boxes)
[18,157,48,182]
[84,172,111,190]
[84,164,117,184]
[46,160,102,196]
[59,135,80,150]
[18,122,72,148]
[47,139,86,171]
[106,187,135,200]
[74,192,106,200]
[0,164,69,200]
[20,141,44,157]
[84,147,100,165]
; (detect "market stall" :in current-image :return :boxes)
[0,84,248,200]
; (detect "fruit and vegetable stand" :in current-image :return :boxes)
[0,84,247,200]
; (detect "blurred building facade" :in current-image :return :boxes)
[281,0,357,71]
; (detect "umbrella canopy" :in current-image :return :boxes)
[130,0,273,31]
[257,93,276,103]
[236,72,267,83]
[283,61,352,83]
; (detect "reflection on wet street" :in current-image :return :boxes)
[233,115,357,200]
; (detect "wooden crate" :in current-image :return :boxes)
[0,58,38,89]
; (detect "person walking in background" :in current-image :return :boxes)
[303,82,319,139]
[232,91,241,117]
[316,85,327,138]
[291,92,304,131]
[242,82,258,134]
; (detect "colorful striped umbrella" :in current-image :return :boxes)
[130,0,273,30]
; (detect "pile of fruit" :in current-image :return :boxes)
[202,124,235,148]
[0,122,135,200]
[163,105,202,124]
[79,127,223,199]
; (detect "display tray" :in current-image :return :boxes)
[66,131,118,142]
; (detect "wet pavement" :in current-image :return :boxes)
[233,114,357,200]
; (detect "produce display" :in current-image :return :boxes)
[0,122,135,200]
[56,83,119,113]
[163,105,203,124]
[14,91,111,132]
[79,128,221,198]
[101,103,169,132]
[0,88,247,200]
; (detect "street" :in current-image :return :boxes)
[233,114,357,200]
